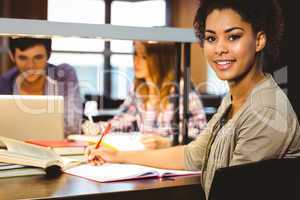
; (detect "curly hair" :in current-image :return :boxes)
[194,0,284,72]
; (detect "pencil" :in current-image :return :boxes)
[95,122,112,149]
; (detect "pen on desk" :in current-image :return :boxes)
[95,122,112,149]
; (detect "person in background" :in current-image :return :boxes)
[0,37,82,137]
[82,41,207,149]
[86,0,300,198]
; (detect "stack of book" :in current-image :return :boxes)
[0,161,46,178]
[26,140,87,156]
[0,136,84,178]
[26,139,88,162]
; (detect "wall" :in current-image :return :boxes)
[0,0,47,74]
[278,0,299,118]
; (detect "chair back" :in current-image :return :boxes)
[208,157,300,200]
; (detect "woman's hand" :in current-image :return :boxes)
[140,133,172,149]
[85,145,120,165]
[81,121,108,135]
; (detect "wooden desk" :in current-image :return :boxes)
[0,174,204,200]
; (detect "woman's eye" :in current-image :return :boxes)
[205,36,216,43]
[228,35,241,41]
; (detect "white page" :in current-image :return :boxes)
[65,163,201,182]
[0,150,53,168]
[0,136,60,160]
[103,132,145,151]
[65,163,157,182]
[0,167,46,178]
[68,132,145,151]
[0,163,26,171]
[60,157,84,170]
[139,166,201,177]
[0,160,14,166]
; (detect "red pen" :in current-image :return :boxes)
[95,122,112,149]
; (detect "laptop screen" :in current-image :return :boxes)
[0,95,64,142]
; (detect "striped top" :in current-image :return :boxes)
[108,85,207,138]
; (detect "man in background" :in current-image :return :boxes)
[0,37,82,136]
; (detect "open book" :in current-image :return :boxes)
[65,163,201,182]
[0,136,82,177]
[0,161,48,178]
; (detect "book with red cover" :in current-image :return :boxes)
[26,140,87,155]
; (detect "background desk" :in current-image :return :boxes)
[0,173,204,200]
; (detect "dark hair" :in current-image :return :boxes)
[194,0,284,72]
[9,37,52,59]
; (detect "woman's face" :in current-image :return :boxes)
[134,42,150,80]
[203,9,264,81]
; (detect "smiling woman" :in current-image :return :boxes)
[203,9,264,82]
[85,0,300,199]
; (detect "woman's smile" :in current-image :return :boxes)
[213,59,236,71]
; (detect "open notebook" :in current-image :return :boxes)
[65,163,201,182]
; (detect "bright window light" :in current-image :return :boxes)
[48,0,105,51]
[48,0,105,24]
[111,40,134,53]
[111,0,166,27]
[111,55,134,99]
[47,0,105,97]
[49,53,104,97]
[110,0,166,98]
[51,37,104,52]
[47,0,167,99]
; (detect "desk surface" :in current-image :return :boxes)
[0,173,204,200]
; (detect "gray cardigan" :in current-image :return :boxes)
[184,74,300,198]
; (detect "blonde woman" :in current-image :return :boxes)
[82,41,206,149]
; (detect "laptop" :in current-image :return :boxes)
[0,95,64,142]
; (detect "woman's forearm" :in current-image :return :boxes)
[117,145,186,170]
